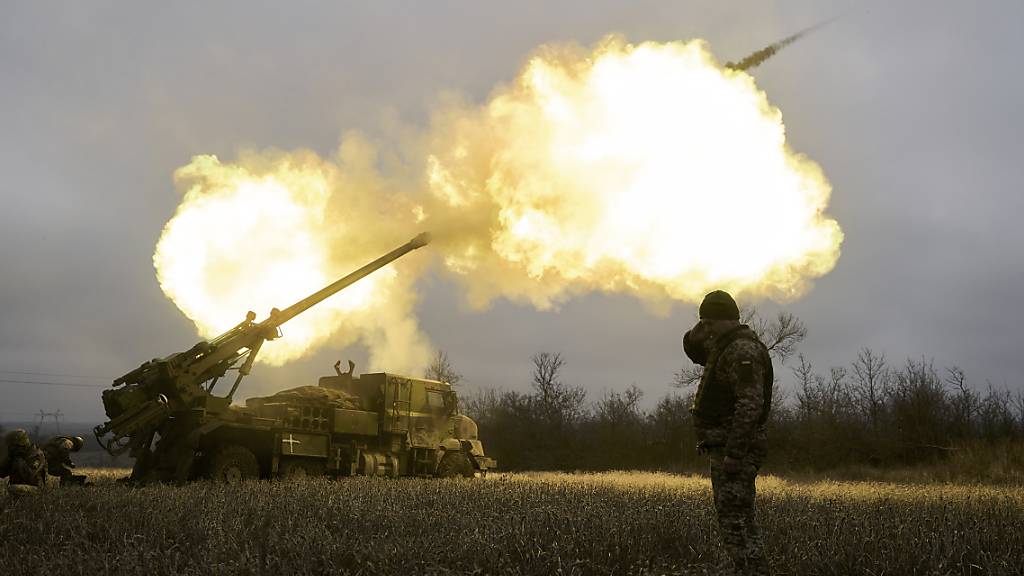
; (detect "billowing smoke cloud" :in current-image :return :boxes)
[423,36,842,308]
[155,143,432,371]
[154,35,843,371]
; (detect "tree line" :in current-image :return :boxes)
[441,312,1024,479]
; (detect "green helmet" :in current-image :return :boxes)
[5,429,31,448]
[69,436,85,451]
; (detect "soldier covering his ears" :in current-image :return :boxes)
[43,435,87,486]
[684,290,773,575]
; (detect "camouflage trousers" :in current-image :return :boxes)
[708,447,769,576]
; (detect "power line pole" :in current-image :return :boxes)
[33,409,64,439]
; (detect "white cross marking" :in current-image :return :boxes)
[282,434,302,454]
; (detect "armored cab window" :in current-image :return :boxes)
[426,390,446,411]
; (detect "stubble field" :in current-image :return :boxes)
[1,469,1022,575]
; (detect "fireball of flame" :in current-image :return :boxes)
[154,154,412,367]
[153,36,842,370]
[425,37,842,308]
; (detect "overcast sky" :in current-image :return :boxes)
[2,1,1022,423]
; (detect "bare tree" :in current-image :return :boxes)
[829,366,851,412]
[944,366,978,437]
[851,347,890,431]
[594,384,644,427]
[459,387,496,420]
[792,354,818,417]
[672,365,703,389]
[746,309,807,364]
[802,366,851,420]
[977,383,1017,440]
[890,358,951,450]
[531,352,586,428]
[424,350,462,385]
[532,352,565,391]
[1015,391,1024,433]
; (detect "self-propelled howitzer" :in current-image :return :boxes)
[94,233,430,481]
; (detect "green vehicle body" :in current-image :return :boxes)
[93,233,495,482]
[195,368,495,480]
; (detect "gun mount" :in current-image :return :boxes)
[94,233,431,481]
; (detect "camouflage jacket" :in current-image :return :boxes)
[43,437,75,474]
[692,335,772,459]
[0,446,47,487]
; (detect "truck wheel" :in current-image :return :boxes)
[436,451,474,478]
[207,445,259,483]
[279,458,325,479]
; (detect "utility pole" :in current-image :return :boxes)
[34,409,64,439]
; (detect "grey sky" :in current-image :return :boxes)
[2,1,1022,422]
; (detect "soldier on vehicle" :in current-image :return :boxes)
[1,429,48,493]
[683,290,773,576]
[43,435,87,486]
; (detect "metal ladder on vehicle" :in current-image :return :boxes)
[388,378,412,433]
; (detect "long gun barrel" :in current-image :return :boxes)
[265,232,431,328]
[217,231,433,398]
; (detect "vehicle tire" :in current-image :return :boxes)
[207,445,259,483]
[436,451,474,478]
[279,457,325,479]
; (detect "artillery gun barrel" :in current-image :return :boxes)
[265,232,431,329]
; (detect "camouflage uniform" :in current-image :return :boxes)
[685,292,773,576]
[43,436,86,486]
[1,429,48,488]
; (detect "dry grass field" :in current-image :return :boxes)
[2,469,1022,575]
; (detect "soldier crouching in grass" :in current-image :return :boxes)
[43,435,87,486]
[1,429,48,495]
[683,291,773,576]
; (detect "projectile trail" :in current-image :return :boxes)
[725,17,839,71]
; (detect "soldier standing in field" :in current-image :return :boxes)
[683,290,773,575]
[43,435,87,486]
[1,429,48,493]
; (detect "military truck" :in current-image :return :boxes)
[94,233,495,482]
[198,362,494,480]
